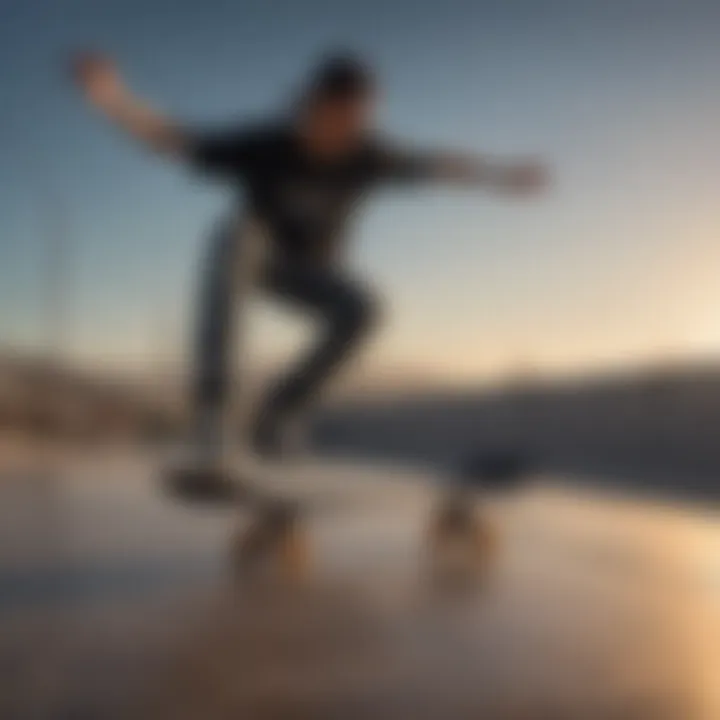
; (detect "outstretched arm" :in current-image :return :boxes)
[71,52,191,158]
[375,142,549,196]
[424,153,548,195]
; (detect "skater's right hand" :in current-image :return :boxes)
[69,51,188,158]
[71,52,128,110]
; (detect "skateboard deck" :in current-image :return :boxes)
[162,449,532,580]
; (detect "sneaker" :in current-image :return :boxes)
[164,461,243,503]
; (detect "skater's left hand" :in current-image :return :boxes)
[500,160,548,195]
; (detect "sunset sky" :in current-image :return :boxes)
[1,0,719,381]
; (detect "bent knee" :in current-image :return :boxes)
[339,287,382,336]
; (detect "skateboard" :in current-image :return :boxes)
[163,446,532,580]
[170,215,533,578]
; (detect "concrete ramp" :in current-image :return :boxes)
[0,449,718,719]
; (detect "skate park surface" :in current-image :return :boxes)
[0,446,718,720]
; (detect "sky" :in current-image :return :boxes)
[1,0,720,382]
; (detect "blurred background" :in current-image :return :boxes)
[0,1,718,719]
[2,0,720,494]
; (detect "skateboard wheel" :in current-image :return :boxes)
[277,521,310,580]
[232,501,309,580]
[427,494,497,574]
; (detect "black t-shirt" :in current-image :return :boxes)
[189,120,435,264]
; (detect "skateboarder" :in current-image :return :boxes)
[72,51,548,496]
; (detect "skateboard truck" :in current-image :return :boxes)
[427,445,532,576]
[164,464,245,504]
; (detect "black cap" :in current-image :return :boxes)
[306,52,375,103]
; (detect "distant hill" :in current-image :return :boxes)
[316,362,720,504]
[0,351,179,437]
[2,350,720,503]
[0,350,453,437]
